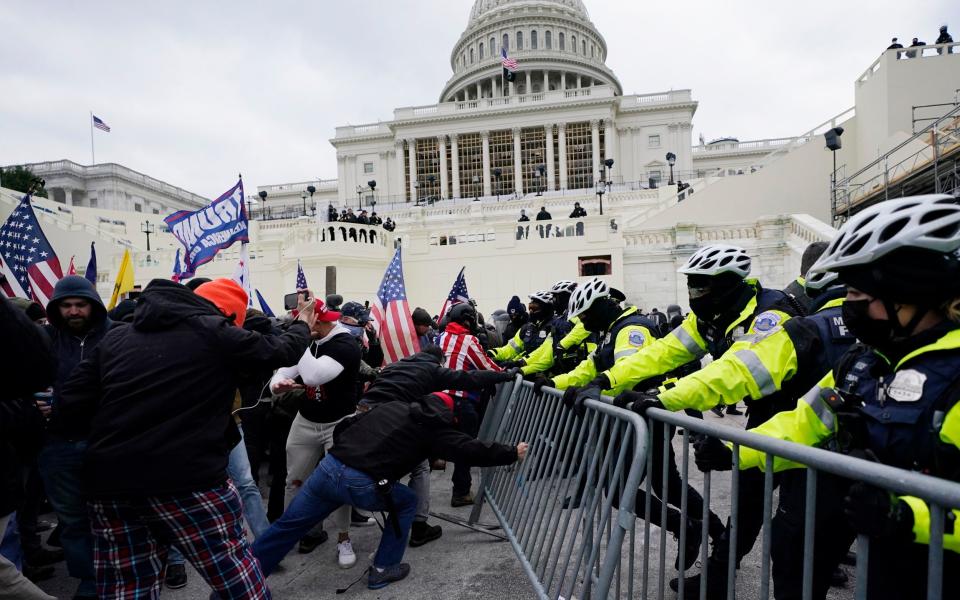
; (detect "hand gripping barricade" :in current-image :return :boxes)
[468,378,960,600]
[469,376,650,600]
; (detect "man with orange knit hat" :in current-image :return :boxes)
[55,278,314,599]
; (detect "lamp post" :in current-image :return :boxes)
[140,220,155,252]
[493,168,502,202]
[824,127,844,217]
[427,175,436,204]
[602,158,615,193]
[303,185,317,216]
[301,191,308,216]
[595,180,605,216]
[413,181,420,205]
[472,175,480,201]
[258,190,268,220]
[666,152,676,185]
[535,164,546,196]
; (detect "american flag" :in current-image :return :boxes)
[501,46,518,71]
[439,266,469,320]
[171,248,182,282]
[232,243,254,308]
[296,260,308,291]
[92,115,111,132]
[370,247,420,365]
[0,195,63,305]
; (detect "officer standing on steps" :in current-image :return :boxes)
[488,291,555,366]
[564,244,802,591]
[716,194,960,599]
[539,278,725,572]
[624,259,854,598]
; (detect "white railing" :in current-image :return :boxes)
[857,41,960,87]
[393,85,616,121]
[692,137,795,154]
[257,179,338,194]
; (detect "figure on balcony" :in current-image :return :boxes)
[535,206,552,238]
[936,24,953,54]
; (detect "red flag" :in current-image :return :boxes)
[67,256,77,275]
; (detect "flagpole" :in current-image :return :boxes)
[89,111,95,165]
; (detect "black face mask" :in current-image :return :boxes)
[842,299,895,349]
[688,282,748,323]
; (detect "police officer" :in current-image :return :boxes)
[716,194,960,599]
[522,280,594,376]
[488,291,555,365]
[536,278,724,569]
[567,244,801,588]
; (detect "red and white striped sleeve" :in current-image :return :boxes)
[465,335,502,372]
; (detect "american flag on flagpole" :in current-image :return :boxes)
[296,260,308,291]
[439,267,469,319]
[501,46,518,71]
[92,115,111,132]
[0,195,63,305]
[232,243,254,308]
[369,247,420,365]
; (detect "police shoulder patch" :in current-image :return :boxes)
[752,311,782,333]
[628,330,646,347]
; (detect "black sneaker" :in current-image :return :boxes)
[298,530,329,553]
[674,519,702,572]
[164,563,188,590]
[725,405,743,415]
[351,508,375,526]
[710,406,725,418]
[23,563,55,583]
[26,547,64,566]
[669,560,728,600]
[367,563,411,590]
[830,566,848,588]
[409,521,443,547]
[451,492,474,507]
[46,524,62,548]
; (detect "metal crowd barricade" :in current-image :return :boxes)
[641,407,960,600]
[469,378,960,600]
[469,378,650,600]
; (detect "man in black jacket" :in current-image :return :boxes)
[38,275,118,600]
[252,391,527,590]
[56,278,314,599]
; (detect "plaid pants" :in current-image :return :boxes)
[89,480,269,600]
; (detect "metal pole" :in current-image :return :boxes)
[89,111,95,165]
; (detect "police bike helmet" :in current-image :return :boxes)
[568,278,610,319]
[808,194,960,304]
[678,244,752,278]
[529,290,554,305]
[803,269,839,292]
[550,280,578,294]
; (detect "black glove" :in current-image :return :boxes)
[843,482,914,540]
[533,376,554,394]
[693,436,733,471]
[502,367,522,380]
[589,373,611,391]
[612,390,642,409]
[626,392,664,418]
[562,387,580,411]
[570,384,601,416]
[499,360,525,370]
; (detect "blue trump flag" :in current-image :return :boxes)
[83,242,97,285]
[255,289,275,317]
[164,178,248,279]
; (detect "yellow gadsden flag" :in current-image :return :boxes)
[108,249,135,310]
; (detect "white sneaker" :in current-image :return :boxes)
[337,539,357,569]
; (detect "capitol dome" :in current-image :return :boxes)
[441,0,621,103]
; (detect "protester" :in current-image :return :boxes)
[369,211,382,225]
[383,217,396,232]
[906,36,926,57]
[412,307,439,349]
[0,296,57,600]
[536,206,553,238]
[887,36,903,50]
[55,278,314,599]
[327,203,338,222]
[252,389,526,590]
[270,297,362,567]
[568,202,587,218]
[936,24,954,53]
[39,275,120,600]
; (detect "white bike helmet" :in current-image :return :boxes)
[678,244,752,278]
[529,290,554,305]
[803,269,839,291]
[550,280,578,294]
[809,194,960,275]
[568,278,610,318]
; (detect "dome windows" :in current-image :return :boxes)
[546,31,552,49]
[479,42,484,60]
[503,33,509,51]
[517,31,523,50]
[559,32,565,50]
[571,34,577,53]
[531,30,538,49]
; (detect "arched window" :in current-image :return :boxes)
[545,30,552,49]
[470,47,475,63]
[479,42,484,59]
[531,30,538,49]
[491,37,496,53]
[503,33,509,51]
[571,35,577,53]
[582,40,587,55]
[559,32,565,50]
[516,31,523,49]
[590,44,595,58]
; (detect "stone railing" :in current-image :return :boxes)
[692,137,794,154]
[857,41,959,87]
[622,90,693,106]
[621,214,836,251]
[19,160,209,208]
[393,85,617,121]
[257,179,338,194]
[333,123,393,138]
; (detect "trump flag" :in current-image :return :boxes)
[164,178,248,279]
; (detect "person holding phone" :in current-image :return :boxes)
[269,293,363,568]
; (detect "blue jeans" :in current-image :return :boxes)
[170,432,270,566]
[38,439,96,596]
[252,454,416,575]
[1,512,22,569]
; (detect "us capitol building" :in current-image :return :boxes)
[6,0,959,313]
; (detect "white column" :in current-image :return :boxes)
[450,134,461,199]
[394,139,406,202]
[336,155,347,204]
[590,119,601,183]
[513,127,523,195]
[561,72,567,90]
[604,118,617,165]
[509,80,515,96]
[558,123,568,190]
[545,124,556,191]
[481,131,492,197]
[438,135,449,199]
[543,70,549,92]
[494,76,501,98]
[407,138,417,203]
[525,71,532,94]
[476,82,482,100]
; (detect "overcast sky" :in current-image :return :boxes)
[1,0,956,199]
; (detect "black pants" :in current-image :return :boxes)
[451,398,480,496]
[772,470,960,599]
[266,410,295,522]
[637,419,725,539]
[16,461,45,557]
